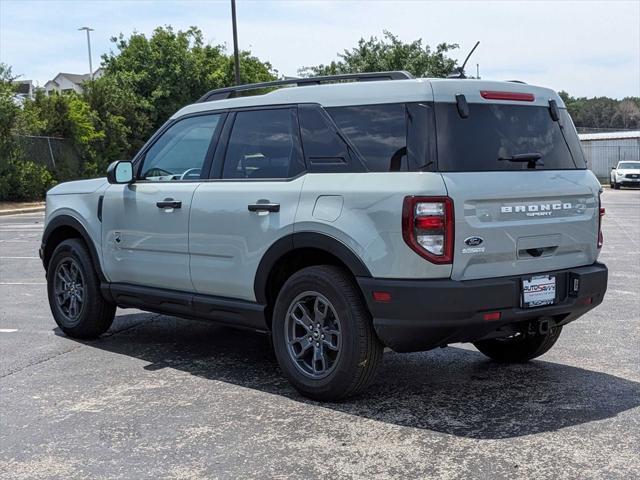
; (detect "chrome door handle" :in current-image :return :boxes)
[248,202,280,213]
[156,198,182,209]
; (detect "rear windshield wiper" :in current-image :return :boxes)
[498,153,543,169]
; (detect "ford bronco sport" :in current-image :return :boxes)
[41,71,608,401]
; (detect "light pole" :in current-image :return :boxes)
[230,0,241,85]
[78,27,95,80]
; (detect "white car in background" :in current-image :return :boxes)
[610,161,640,189]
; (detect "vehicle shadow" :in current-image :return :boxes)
[67,312,640,440]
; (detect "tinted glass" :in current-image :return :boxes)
[559,109,586,168]
[223,109,302,179]
[327,104,407,172]
[435,103,582,171]
[141,114,220,181]
[298,105,352,168]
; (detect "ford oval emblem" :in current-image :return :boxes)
[464,236,484,247]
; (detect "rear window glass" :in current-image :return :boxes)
[327,104,408,172]
[435,103,584,172]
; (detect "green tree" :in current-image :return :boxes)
[17,91,103,179]
[0,64,56,201]
[94,26,276,158]
[300,31,458,78]
[0,64,19,162]
[559,91,640,130]
[82,75,139,174]
[613,98,640,129]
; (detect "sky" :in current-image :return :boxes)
[1,0,638,99]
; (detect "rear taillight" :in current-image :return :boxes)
[597,194,605,249]
[402,196,454,264]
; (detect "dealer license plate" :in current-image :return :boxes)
[522,275,556,308]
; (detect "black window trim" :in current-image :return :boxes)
[133,111,229,183]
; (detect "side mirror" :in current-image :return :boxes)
[107,161,134,184]
[611,166,616,170]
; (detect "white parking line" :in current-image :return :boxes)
[0,212,44,217]
[0,223,43,227]
[0,329,18,333]
[0,256,39,259]
[0,282,46,285]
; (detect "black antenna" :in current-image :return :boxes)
[447,41,480,79]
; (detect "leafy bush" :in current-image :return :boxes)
[0,160,57,201]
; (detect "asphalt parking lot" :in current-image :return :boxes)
[1,188,639,479]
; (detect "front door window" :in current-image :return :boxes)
[140,114,221,181]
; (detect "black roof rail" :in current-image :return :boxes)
[197,71,414,103]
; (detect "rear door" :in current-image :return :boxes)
[189,107,306,301]
[432,89,601,281]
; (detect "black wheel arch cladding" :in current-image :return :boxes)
[254,232,371,304]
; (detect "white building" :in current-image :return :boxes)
[12,80,35,105]
[579,131,640,178]
[44,69,103,95]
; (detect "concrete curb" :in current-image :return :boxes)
[0,206,45,216]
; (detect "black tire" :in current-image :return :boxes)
[614,181,621,190]
[47,238,116,339]
[272,265,383,401]
[473,326,562,363]
[609,179,614,188]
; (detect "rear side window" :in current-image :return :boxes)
[299,105,351,164]
[327,104,408,172]
[223,108,304,179]
[559,109,586,168]
[435,103,584,172]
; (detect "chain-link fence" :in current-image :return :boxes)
[15,135,84,181]
[582,144,640,179]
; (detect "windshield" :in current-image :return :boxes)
[618,162,640,169]
[434,103,585,172]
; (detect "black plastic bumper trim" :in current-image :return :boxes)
[357,262,608,352]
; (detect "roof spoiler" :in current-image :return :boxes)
[197,71,414,103]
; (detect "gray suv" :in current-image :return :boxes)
[40,72,608,400]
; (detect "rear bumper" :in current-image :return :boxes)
[357,262,608,352]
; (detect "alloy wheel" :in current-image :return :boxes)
[284,291,342,379]
[53,258,85,324]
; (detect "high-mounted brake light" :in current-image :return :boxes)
[402,196,454,264]
[597,194,605,249]
[480,90,535,102]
